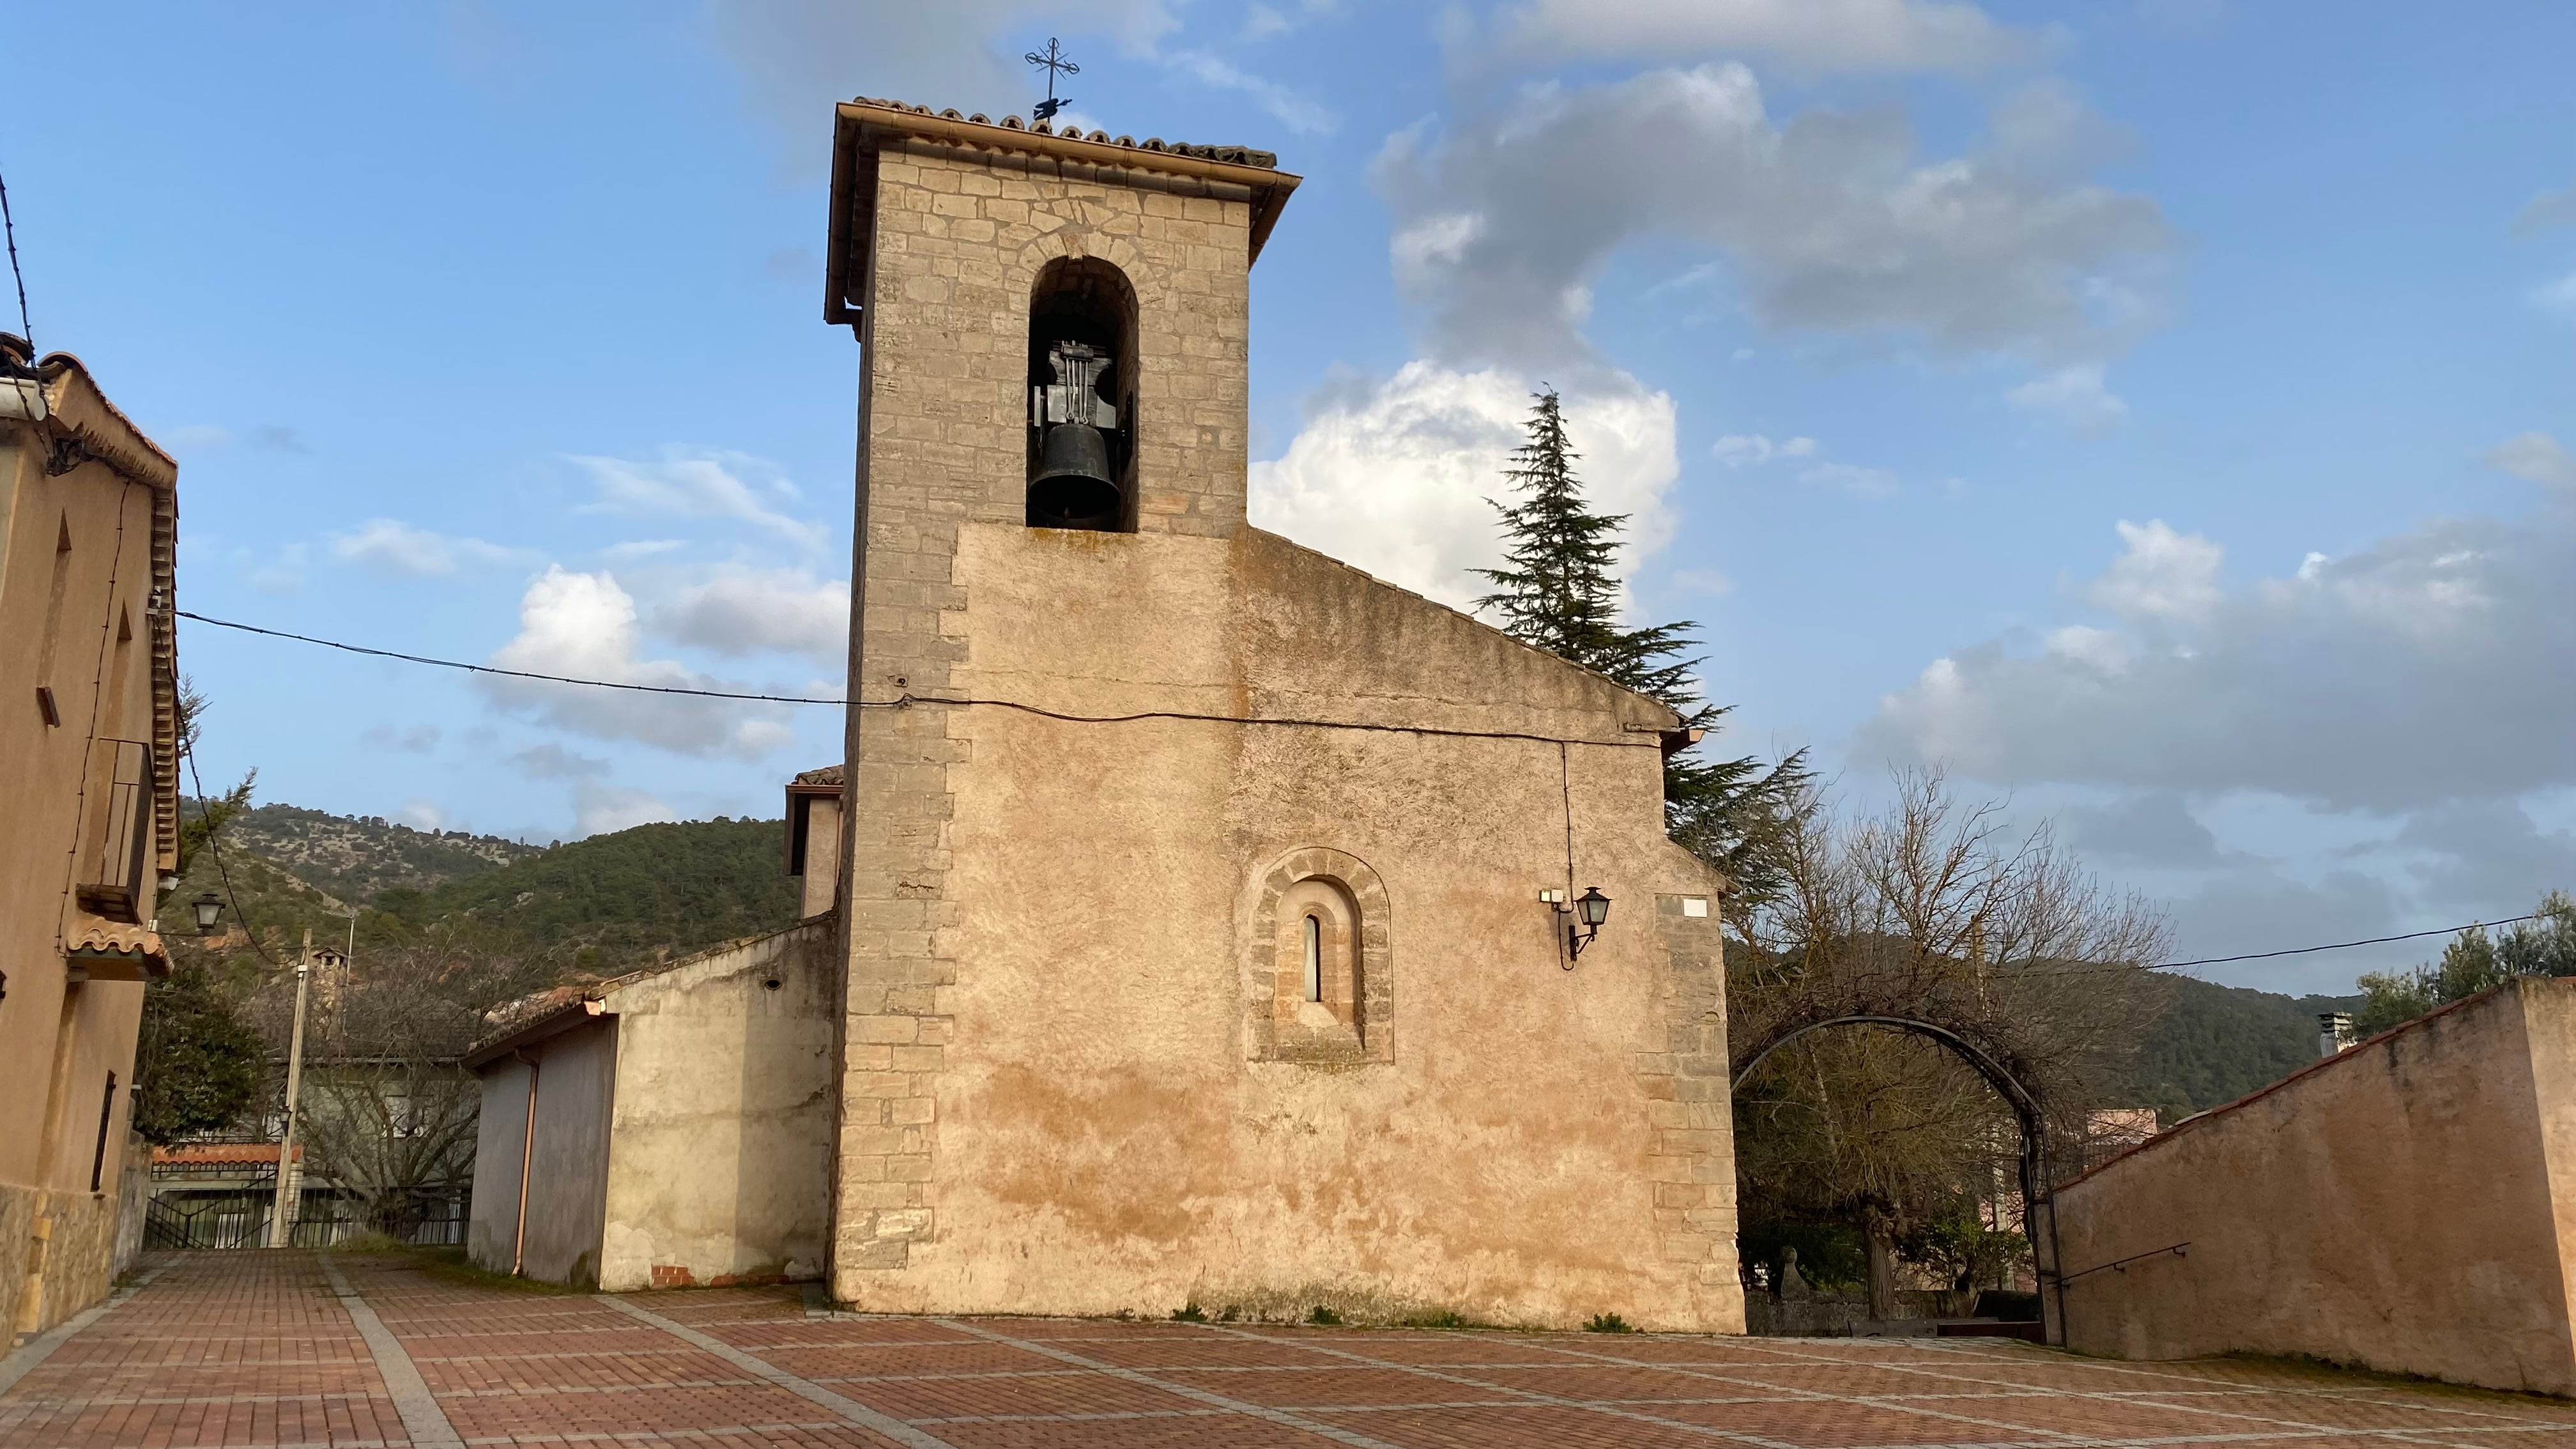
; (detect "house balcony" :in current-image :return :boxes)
[72,737,155,925]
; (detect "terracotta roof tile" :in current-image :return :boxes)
[68,921,167,962]
[847,96,1279,170]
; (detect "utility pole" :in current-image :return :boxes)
[268,928,313,1249]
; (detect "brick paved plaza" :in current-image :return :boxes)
[5,1253,2573,1449]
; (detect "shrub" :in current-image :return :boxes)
[1308,1305,1342,1326]
[1171,1302,1208,1322]
[1584,1312,1635,1334]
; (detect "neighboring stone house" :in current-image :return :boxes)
[466,101,1742,1330]
[0,335,181,1343]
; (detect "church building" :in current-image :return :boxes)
[469,98,1744,1328]
[812,98,1743,1330]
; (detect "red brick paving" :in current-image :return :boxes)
[8,1252,2576,1448]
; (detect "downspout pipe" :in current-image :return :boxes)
[511,1048,539,1276]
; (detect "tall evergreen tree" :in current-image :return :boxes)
[1476,390,1811,908]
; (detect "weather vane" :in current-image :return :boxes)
[1025,37,1077,123]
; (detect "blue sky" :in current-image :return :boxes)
[9,1,2570,993]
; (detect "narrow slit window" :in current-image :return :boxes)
[1302,914,1322,1002]
[91,1071,118,1192]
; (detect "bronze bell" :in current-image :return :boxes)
[1028,422,1121,530]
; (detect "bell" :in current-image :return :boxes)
[1027,422,1121,530]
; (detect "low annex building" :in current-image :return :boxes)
[0,337,181,1342]
[464,921,836,1291]
[468,101,1744,1331]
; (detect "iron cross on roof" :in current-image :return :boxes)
[1025,37,1077,123]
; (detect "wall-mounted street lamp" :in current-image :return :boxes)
[1559,886,1612,962]
[192,891,226,935]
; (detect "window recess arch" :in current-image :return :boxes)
[1247,848,1393,1066]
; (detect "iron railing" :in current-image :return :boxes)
[144,1188,470,1251]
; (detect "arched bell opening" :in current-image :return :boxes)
[1026,256,1140,532]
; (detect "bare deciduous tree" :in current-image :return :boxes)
[254,937,548,1239]
[1731,771,2172,1318]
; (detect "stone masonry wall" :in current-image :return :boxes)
[832,139,1258,1283]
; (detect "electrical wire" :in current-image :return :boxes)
[183,740,280,969]
[181,610,841,705]
[0,157,30,353]
[174,609,1666,749]
[2156,916,2543,970]
[178,610,2550,977]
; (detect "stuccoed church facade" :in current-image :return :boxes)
[468,98,1743,1328]
[815,98,1742,1330]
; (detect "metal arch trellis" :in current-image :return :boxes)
[1731,1015,2067,1344]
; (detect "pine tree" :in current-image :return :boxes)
[1476,390,1811,908]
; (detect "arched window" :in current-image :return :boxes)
[1250,848,1396,1066]
[1025,256,1139,532]
[1301,914,1322,1002]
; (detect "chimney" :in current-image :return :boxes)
[2317,1011,2356,1058]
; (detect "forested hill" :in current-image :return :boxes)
[170,806,799,980]
[176,802,2347,1110]
[367,818,801,974]
[2124,976,2366,1120]
[216,802,540,902]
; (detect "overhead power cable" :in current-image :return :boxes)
[2156,916,2542,970]
[181,610,846,705]
[0,158,31,356]
[180,607,2551,974]
[175,609,1664,749]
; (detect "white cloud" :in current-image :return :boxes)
[1712,433,1816,466]
[395,799,447,831]
[2513,182,2576,237]
[1165,51,1337,134]
[2043,624,2127,672]
[2007,363,2129,435]
[330,518,521,578]
[1799,462,1900,498]
[1376,64,2174,373]
[707,0,1183,171]
[571,449,823,548]
[1858,494,2576,811]
[1671,567,1735,597]
[513,743,609,780]
[2086,519,2223,624]
[2485,431,2576,489]
[2064,790,2222,868]
[652,568,851,666]
[2483,430,2565,487]
[602,539,687,560]
[1242,0,1337,40]
[479,566,799,760]
[1247,362,1680,610]
[574,782,678,838]
[248,544,307,594]
[360,724,441,755]
[1497,0,2037,76]
[2531,270,2576,319]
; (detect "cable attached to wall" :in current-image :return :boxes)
[174,610,1667,751]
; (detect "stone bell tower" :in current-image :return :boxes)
[815,100,1736,1330]
[818,101,1303,1285]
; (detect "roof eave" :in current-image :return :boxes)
[824,102,1301,327]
